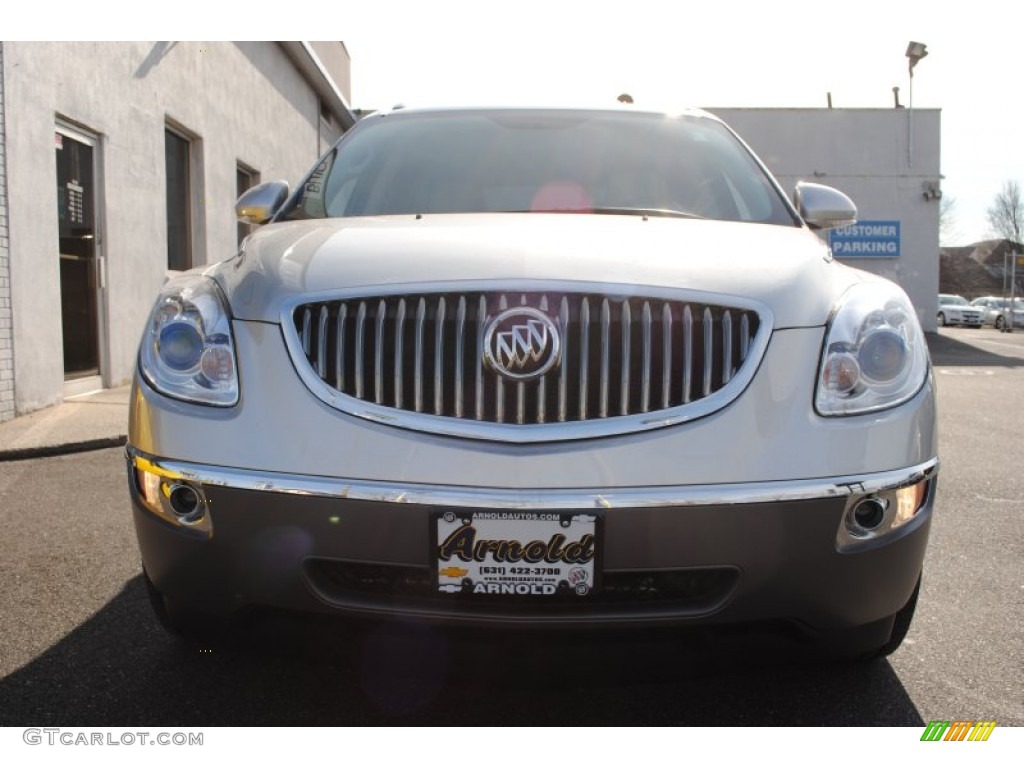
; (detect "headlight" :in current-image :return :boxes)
[816,282,929,416]
[138,275,239,406]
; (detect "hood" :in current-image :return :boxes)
[214,214,863,327]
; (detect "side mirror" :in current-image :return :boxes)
[236,180,290,225]
[794,182,857,230]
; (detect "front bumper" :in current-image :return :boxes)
[128,447,936,631]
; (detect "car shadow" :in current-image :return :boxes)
[926,331,1022,368]
[0,575,923,726]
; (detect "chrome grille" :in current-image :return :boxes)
[291,291,763,428]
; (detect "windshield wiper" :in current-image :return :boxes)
[587,207,704,220]
[492,207,705,220]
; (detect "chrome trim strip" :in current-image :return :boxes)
[475,296,485,421]
[335,304,347,391]
[454,296,466,419]
[558,296,569,423]
[702,306,713,398]
[641,301,652,413]
[354,301,367,400]
[393,299,405,409]
[374,299,385,404]
[434,296,446,416]
[279,281,776,444]
[316,306,328,379]
[578,297,590,421]
[661,303,671,410]
[127,447,938,511]
[414,298,425,413]
[301,307,312,356]
[537,296,549,424]
[516,295,526,425]
[722,309,733,385]
[495,295,507,424]
[599,298,610,418]
[682,304,693,405]
[620,300,631,416]
[740,312,750,362]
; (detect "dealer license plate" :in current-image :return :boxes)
[433,510,600,597]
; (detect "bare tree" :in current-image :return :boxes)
[986,180,1024,244]
[939,195,960,245]
[986,181,1024,306]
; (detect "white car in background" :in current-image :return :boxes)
[937,294,984,327]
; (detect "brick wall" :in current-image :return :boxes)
[0,43,14,422]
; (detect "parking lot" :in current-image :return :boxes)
[0,326,1021,726]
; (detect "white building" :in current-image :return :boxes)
[712,108,942,333]
[0,41,355,422]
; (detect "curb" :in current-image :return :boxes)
[0,435,128,463]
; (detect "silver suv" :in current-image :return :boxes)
[128,107,937,658]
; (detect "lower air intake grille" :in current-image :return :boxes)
[305,558,738,613]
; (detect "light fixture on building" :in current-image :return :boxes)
[906,42,929,73]
[922,181,942,202]
[905,41,929,168]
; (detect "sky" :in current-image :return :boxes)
[17,0,1022,245]
[335,0,1017,246]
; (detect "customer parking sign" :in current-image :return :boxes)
[829,221,901,258]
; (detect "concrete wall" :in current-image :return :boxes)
[710,108,942,331]
[3,41,350,418]
[310,41,352,103]
[0,44,13,422]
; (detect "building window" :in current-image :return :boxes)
[165,127,192,271]
[237,163,259,247]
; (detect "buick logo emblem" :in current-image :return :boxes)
[483,308,561,381]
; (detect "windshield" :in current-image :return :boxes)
[280,110,797,226]
[940,295,968,306]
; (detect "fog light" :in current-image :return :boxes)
[168,483,202,522]
[852,498,887,530]
[132,457,212,536]
[893,479,928,528]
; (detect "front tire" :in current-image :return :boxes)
[995,315,1004,329]
[937,312,946,327]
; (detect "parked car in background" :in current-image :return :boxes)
[969,296,1024,329]
[937,294,984,327]
[128,106,937,660]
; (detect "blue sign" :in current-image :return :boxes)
[828,221,901,259]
